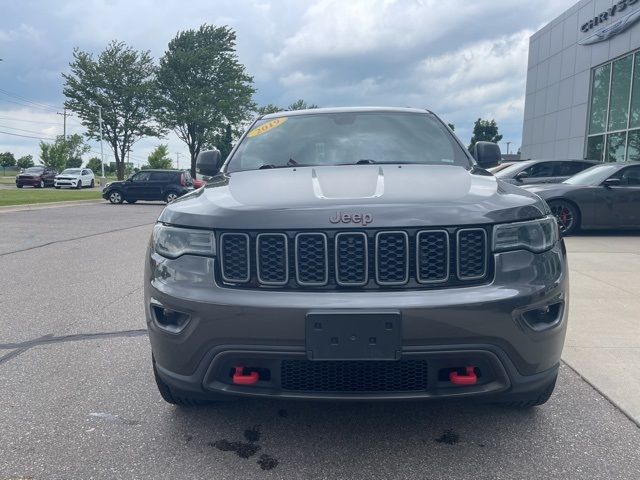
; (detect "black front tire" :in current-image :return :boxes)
[548,200,580,236]
[153,360,209,407]
[16,184,23,189]
[165,191,179,203]
[90,179,95,188]
[108,190,124,204]
[76,180,82,189]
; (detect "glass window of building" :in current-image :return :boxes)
[587,51,640,162]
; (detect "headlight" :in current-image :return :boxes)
[152,224,215,259]
[493,216,558,253]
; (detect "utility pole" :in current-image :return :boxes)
[176,152,181,169]
[99,106,105,186]
[505,141,512,155]
[57,108,67,140]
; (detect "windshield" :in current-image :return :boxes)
[226,112,471,173]
[61,169,82,175]
[24,167,44,173]
[563,164,618,185]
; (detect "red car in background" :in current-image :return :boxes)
[16,166,58,188]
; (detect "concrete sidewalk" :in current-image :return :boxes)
[563,232,640,425]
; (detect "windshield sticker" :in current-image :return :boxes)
[247,117,288,138]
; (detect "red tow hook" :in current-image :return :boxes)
[449,366,478,386]
[232,366,260,385]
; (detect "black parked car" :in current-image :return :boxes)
[16,166,57,188]
[523,162,640,234]
[495,159,597,185]
[102,169,194,204]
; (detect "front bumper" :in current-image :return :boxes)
[16,178,41,186]
[54,179,78,187]
[145,243,568,400]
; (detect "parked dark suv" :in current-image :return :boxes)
[16,166,57,188]
[102,169,194,204]
[146,107,567,408]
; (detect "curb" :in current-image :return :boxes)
[0,199,104,214]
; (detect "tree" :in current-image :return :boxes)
[257,104,282,115]
[86,157,103,174]
[16,155,34,169]
[66,157,83,168]
[0,151,16,175]
[155,25,256,177]
[215,124,234,160]
[144,144,173,169]
[39,134,89,171]
[63,41,163,180]
[287,99,318,111]
[468,118,503,152]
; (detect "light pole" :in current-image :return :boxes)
[505,141,512,155]
[99,106,106,186]
[176,152,181,169]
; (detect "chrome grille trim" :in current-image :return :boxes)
[375,231,409,286]
[295,233,329,286]
[219,232,250,283]
[415,230,450,284]
[456,228,488,280]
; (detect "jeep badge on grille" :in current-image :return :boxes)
[329,212,373,226]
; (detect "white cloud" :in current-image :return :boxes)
[1,0,580,156]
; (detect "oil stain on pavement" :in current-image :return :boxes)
[211,424,279,470]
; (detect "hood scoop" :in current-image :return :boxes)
[311,166,385,200]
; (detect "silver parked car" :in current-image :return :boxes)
[495,159,598,185]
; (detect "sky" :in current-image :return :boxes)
[0,0,578,168]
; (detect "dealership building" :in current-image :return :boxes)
[521,0,640,162]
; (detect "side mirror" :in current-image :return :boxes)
[603,178,621,188]
[473,141,501,169]
[196,149,223,177]
[515,170,529,182]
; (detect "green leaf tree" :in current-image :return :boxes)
[215,124,234,160]
[155,25,256,177]
[16,155,34,169]
[468,118,503,153]
[39,134,89,171]
[257,104,282,115]
[287,99,318,111]
[144,144,173,169]
[85,157,103,174]
[63,41,163,180]
[0,151,16,175]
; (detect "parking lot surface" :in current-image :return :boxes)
[1,203,639,479]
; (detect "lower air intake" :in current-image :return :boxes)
[280,360,429,392]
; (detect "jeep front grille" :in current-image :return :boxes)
[217,227,490,290]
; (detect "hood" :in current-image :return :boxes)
[159,165,547,229]
[521,183,581,198]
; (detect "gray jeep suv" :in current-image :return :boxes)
[145,107,568,407]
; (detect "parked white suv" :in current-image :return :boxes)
[54,168,95,189]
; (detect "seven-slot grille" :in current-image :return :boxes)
[217,228,490,289]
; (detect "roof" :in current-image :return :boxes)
[260,106,432,120]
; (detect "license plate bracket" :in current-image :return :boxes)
[305,311,401,361]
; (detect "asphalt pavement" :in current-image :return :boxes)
[1,202,639,479]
